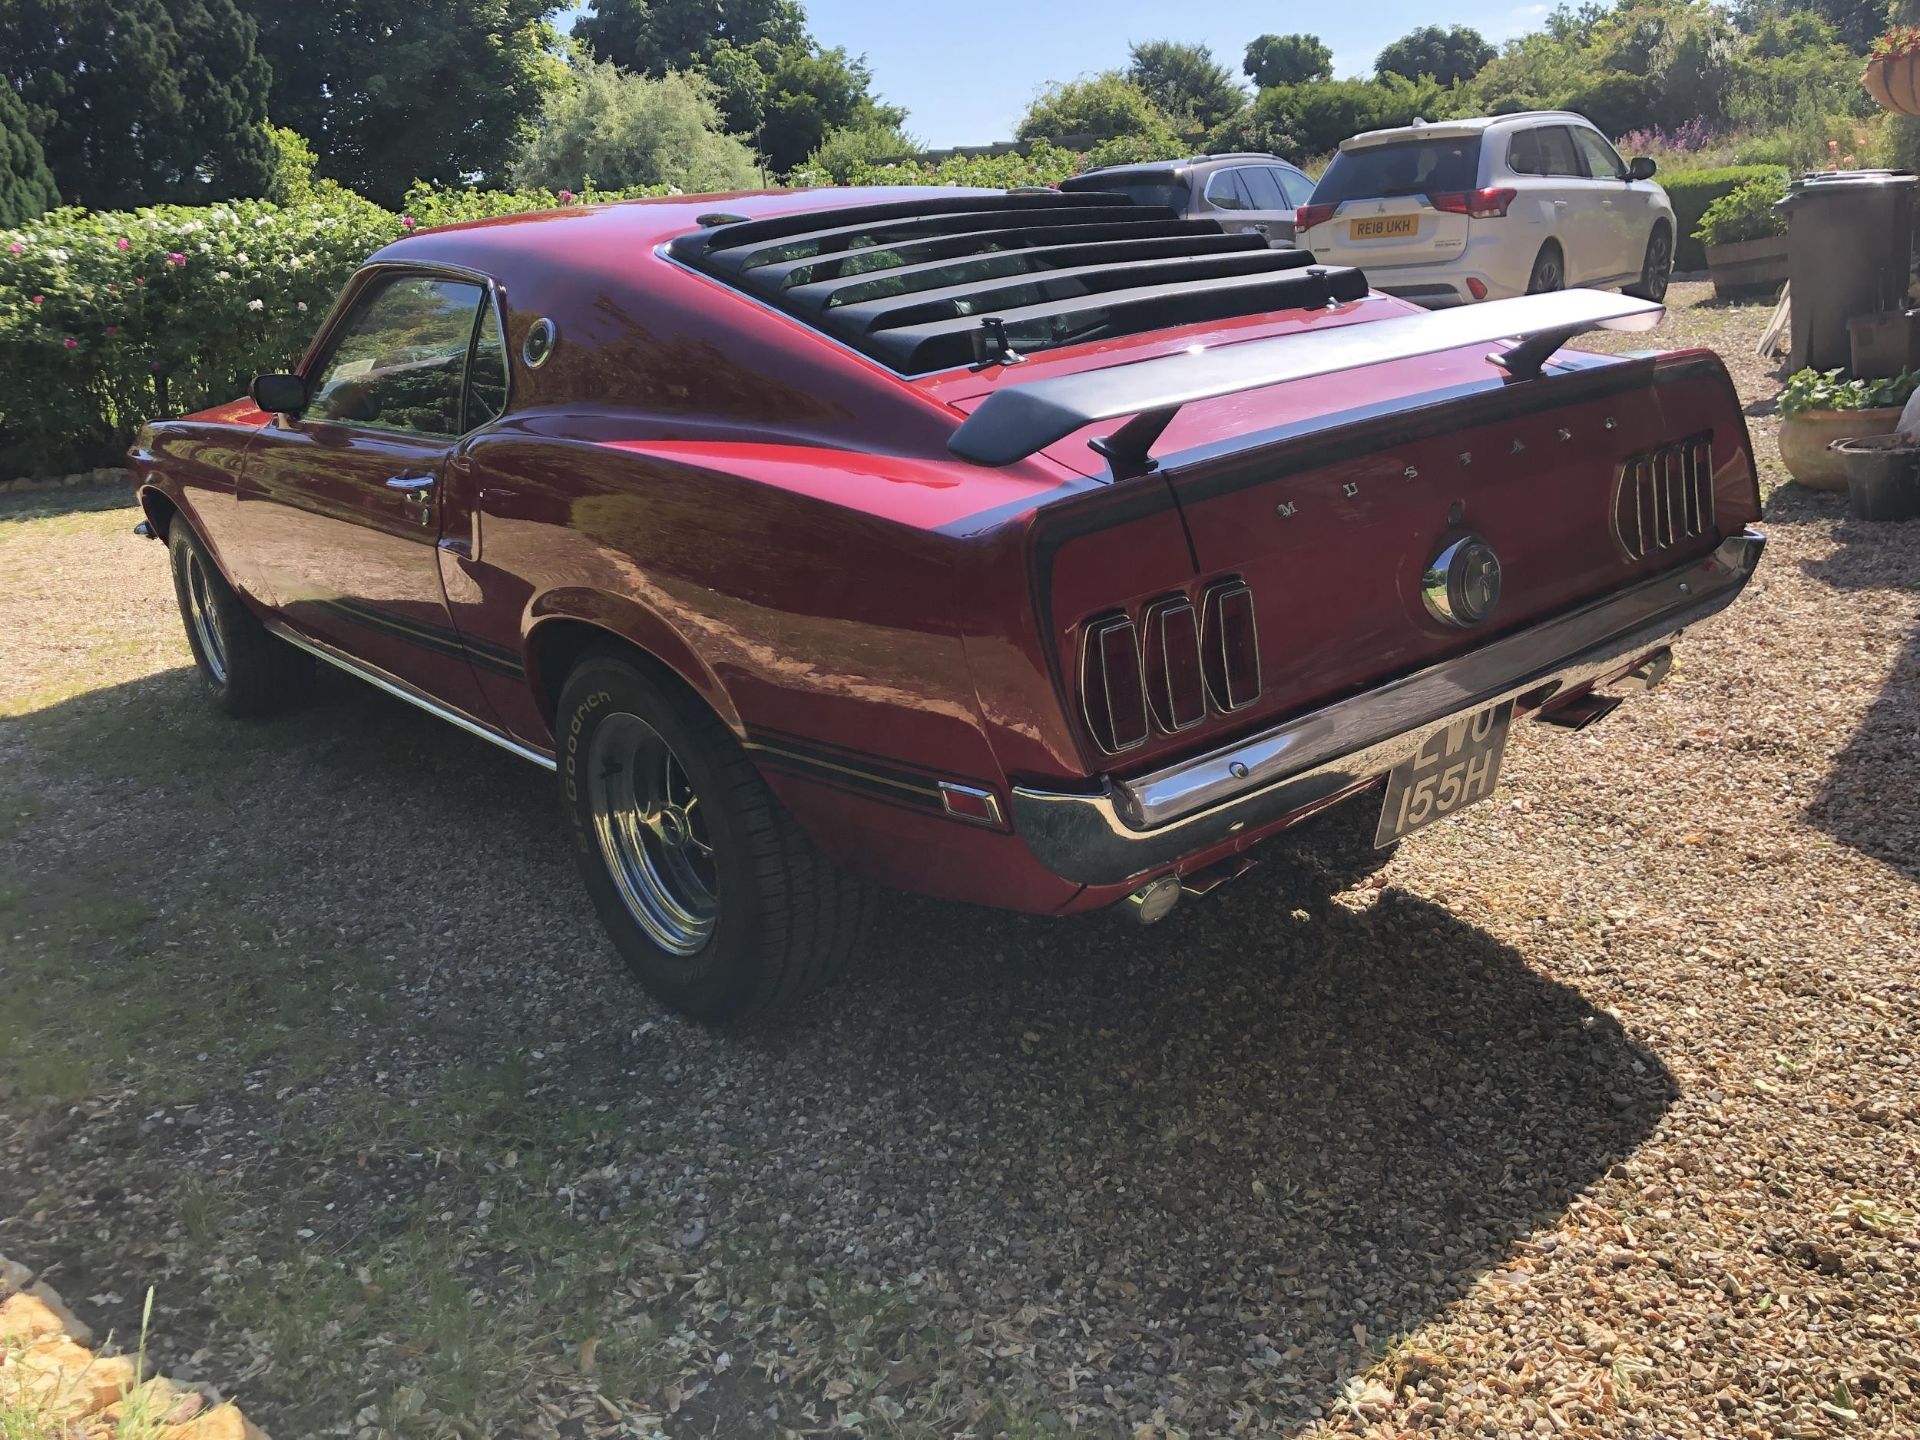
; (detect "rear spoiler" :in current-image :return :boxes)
[947,290,1663,472]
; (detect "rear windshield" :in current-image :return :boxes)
[1059,173,1190,211]
[1311,137,1484,204]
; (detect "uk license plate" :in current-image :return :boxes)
[1349,215,1418,241]
[1374,703,1514,847]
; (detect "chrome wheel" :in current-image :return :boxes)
[184,547,228,683]
[585,712,719,957]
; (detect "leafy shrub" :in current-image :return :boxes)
[802,123,920,184]
[1660,164,1788,270]
[510,62,762,194]
[1252,75,1457,158]
[1564,74,1658,145]
[1693,176,1788,247]
[1016,73,1182,149]
[0,195,399,476]
[0,81,57,227]
[831,143,1085,190]
[399,180,674,230]
[1780,367,1920,417]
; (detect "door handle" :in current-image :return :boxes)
[385,475,434,491]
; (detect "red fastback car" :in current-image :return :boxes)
[132,187,1764,1022]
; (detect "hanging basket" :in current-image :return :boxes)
[1864,52,1920,116]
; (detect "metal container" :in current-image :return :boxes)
[1832,434,1920,521]
[1778,171,1917,373]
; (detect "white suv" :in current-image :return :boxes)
[1296,112,1676,306]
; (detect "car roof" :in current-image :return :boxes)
[1340,111,1597,150]
[1066,152,1303,182]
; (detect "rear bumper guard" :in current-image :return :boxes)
[1012,529,1765,887]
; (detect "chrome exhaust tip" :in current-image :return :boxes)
[1124,875,1182,925]
[1620,648,1673,692]
[1535,690,1624,731]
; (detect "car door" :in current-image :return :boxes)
[1201,168,1274,243]
[236,269,503,718]
[1272,164,1319,247]
[1572,125,1642,278]
[1533,125,1601,284]
[1236,165,1297,246]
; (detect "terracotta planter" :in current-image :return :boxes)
[1779,405,1903,489]
[1863,53,1920,117]
[1704,235,1790,299]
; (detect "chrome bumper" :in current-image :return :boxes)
[1013,529,1765,887]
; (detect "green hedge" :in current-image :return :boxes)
[0,184,664,478]
[1661,165,1789,271]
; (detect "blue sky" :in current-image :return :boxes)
[560,1,1553,147]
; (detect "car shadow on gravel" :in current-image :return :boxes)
[1798,503,1920,885]
[7,663,1680,1431]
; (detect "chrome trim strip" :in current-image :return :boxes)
[1199,578,1261,713]
[1010,530,1764,886]
[266,621,557,772]
[1079,613,1148,754]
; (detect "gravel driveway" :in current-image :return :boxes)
[1,284,1915,1439]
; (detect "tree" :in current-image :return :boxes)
[1243,33,1334,87]
[1253,74,1453,156]
[757,45,906,174]
[1735,0,1889,51]
[0,0,275,210]
[243,0,565,206]
[800,121,919,183]
[1375,25,1497,86]
[1126,41,1244,129]
[575,0,806,75]
[1016,72,1181,147]
[512,61,762,192]
[0,82,58,225]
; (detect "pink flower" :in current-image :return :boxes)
[167,251,186,267]
[30,295,42,305]
[62,337,77,349]
[116,237,130,251]
[400,215,417,230]
[558,189,575,203]
[134,277,145,287]
[7,243,20,254]
[104,325,118,337]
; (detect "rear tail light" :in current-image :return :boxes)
[1428,187,1517,219]
[1294,202,1335,233]
[1080,614,1149,753]
[1200,579,1261,712]
[1141,598,1206,734]
[1612,435,1716,560]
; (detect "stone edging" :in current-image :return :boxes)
[0,467,128,494]
[0,1252,269,1438]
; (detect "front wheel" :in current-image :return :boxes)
[167,524,311,716]
[558,653,872,1023]
[1625,224,1673,302]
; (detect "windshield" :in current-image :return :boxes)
[1311,137,1484,205]
[1059,174,1190,211]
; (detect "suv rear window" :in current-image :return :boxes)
[1310,137,1483,204]
[1060,172,1190,210]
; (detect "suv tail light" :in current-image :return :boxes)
[1294,202,1335,233]
[1141,599,1206,734]
[1428,187,1517,219]
[1200,579,1261,713]
[1613,435,1715,560]
[1080,614,1149,753]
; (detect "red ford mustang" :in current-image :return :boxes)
[131,186,1764,1021]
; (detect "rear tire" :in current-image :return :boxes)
[1525,242,1565,295]
[557,651,873,1024]
[167,524,312,717]
[1625,223,1673,301]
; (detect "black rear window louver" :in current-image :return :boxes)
[666,191,1369,374]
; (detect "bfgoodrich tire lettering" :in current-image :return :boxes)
[558,651,872,1023]
[167,524,312,717]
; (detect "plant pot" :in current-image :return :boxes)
[1863,53,1920,117]
[1832,434,1920,520]
[1703,235,1791,299]
[1778,405,1903,489]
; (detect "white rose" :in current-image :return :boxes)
[247,299,264,311]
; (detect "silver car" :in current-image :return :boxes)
[1058,153,1319,247]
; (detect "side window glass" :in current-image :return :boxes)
[1540,126,1585,177]
[1573,127,1626,180]
[307,276,483,438]
[1276,168,1317,207]
[1241,166,1287,210]
[1204,169,1249,210]
[466,299,509,429]
[1508,129,1544,176]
